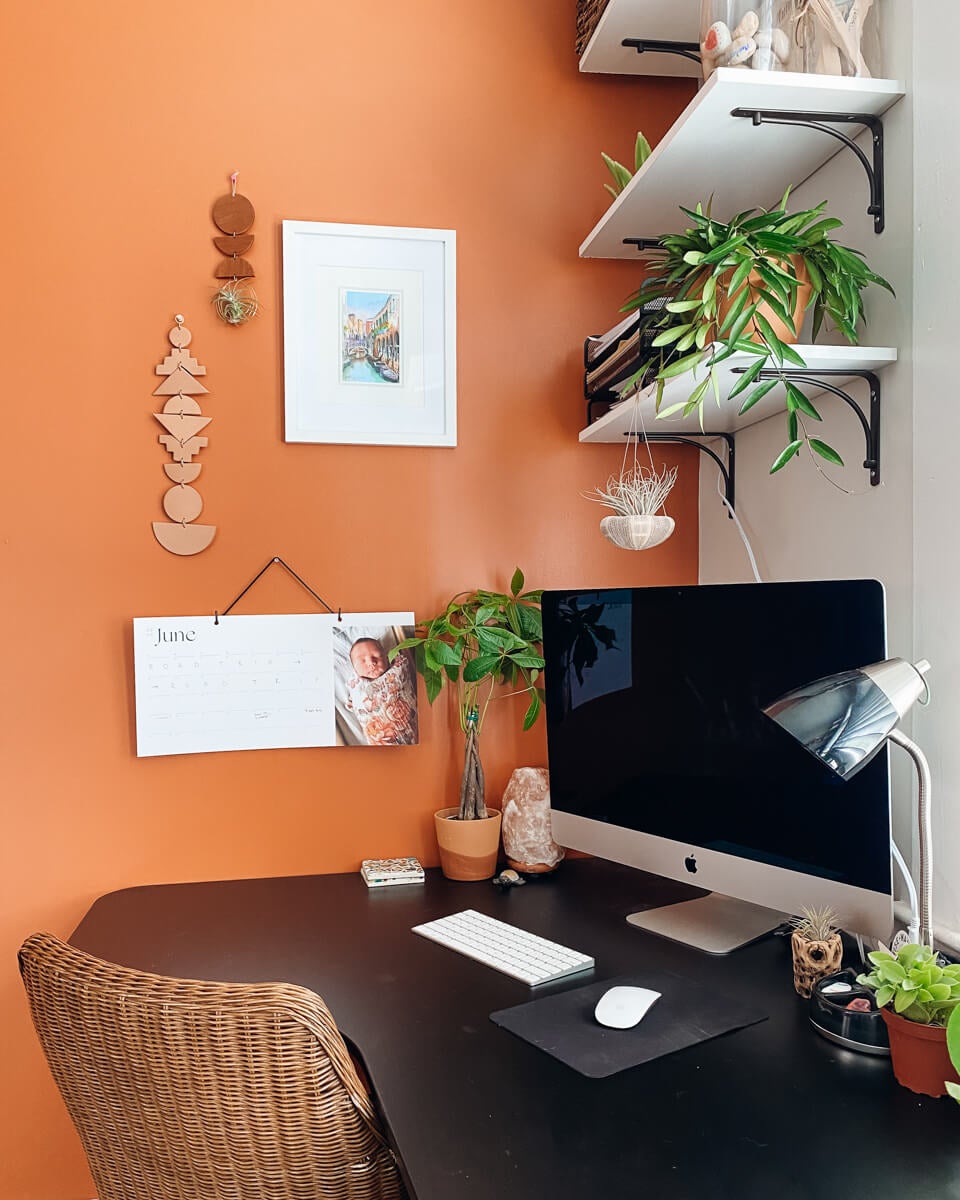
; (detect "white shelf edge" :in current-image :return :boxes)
[579,70,906,259]
[579,344,898,443]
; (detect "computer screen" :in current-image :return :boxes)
[542,580,893,951]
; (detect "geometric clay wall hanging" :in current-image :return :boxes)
[152,314,216,555]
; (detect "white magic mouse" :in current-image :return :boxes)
[594,985,661,1029]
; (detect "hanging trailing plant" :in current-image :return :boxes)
[620,190,894,474]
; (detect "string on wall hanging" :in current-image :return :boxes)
[212,171,259,325]
[151,315,217,555]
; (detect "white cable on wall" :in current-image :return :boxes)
[716,472,762,583]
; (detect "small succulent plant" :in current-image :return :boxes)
[857,943,960,1026]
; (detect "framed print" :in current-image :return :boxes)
[282,220,457,446]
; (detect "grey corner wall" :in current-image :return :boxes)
[700,0,960,944]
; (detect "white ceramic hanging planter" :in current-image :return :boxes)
[600,513,675,551]
[584,397,680,552]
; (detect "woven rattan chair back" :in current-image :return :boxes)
[19,932,408,1200]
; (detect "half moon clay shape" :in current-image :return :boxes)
[152,522,217,556]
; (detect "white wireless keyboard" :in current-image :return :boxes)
[412,909,595,986]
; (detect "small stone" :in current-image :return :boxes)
[846,997,873,1012]
[727,37,758,65]
[756,27,790,61]
[732,9,760,39]
[821,981,853,995]
[702,20,732,56]
[751,46,777,71]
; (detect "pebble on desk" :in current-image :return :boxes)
[492,869,526,888]
[846,997,873,1012]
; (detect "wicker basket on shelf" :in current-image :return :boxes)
[576,0,611,56]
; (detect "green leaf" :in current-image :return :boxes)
[652,323,694,348]
[657,350,706,380]
[683,250,705,266]
[522,690,542,731]
[462,654,502,683]
[424,669,444,704]
[727,357,766,401]
[945,1082,960,1104]
[785,383,821,421]
[720,302,758,350]
[510,653,546,669]
[779,342,807,367]
[634,131,652,170]
[717,283,749,335]
[875,984,895,1010]
[510,567,524,596]
[810,439,844,466]
[727,257,754,297]
[429,639,463,667]
[753,312,785,363]
[770,440,802,474]
[737,377,779,416]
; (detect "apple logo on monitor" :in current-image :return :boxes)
[684,853,698,875]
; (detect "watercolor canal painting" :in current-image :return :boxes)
[341,289,401,385]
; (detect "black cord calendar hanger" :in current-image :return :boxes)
[215,557,340,624]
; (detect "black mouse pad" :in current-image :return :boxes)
[489,970,767,1078]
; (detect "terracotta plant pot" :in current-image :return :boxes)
[791,930,843,998]
[716,257,812,346]
[434,808,501,881]
[880,1008,960,1098]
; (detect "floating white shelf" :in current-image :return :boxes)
[579,0,701,77]
[579,69,905,259]
[579,344,897,443]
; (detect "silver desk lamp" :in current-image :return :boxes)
[763,658,933,948]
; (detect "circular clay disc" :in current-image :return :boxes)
[213,193,255,234]
[168,323,192,348]
[162,484,203,523]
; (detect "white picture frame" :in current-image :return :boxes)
[282,220,457,446]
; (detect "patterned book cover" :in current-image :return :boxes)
[360,857,425,887]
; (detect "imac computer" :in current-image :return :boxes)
[542,580,893,953]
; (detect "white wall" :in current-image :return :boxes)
[913,0,960,940]
[697,0,936,929]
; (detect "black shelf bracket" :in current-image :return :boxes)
[624,431,736,513]
[622,237,664,252]
[621,38,702,65]
[732,367,881,485]
[730,107,886,233]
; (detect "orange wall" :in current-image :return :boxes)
[2,3,695,1195]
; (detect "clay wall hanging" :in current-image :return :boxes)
[212,171,258,325]
[152,315,216,555]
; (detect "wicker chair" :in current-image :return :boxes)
[19,932,409,1200]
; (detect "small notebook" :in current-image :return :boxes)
[360,857,425,887]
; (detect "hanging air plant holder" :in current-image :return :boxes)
[584,399,678,551]
[212,172,259,325]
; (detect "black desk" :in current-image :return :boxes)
[70,860,960,1200]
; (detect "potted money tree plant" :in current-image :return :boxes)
[392,569,544,881]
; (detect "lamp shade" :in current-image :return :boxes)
[763,658,930,780]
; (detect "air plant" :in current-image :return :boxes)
[213,280,259,326]
[584,463,678,516]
